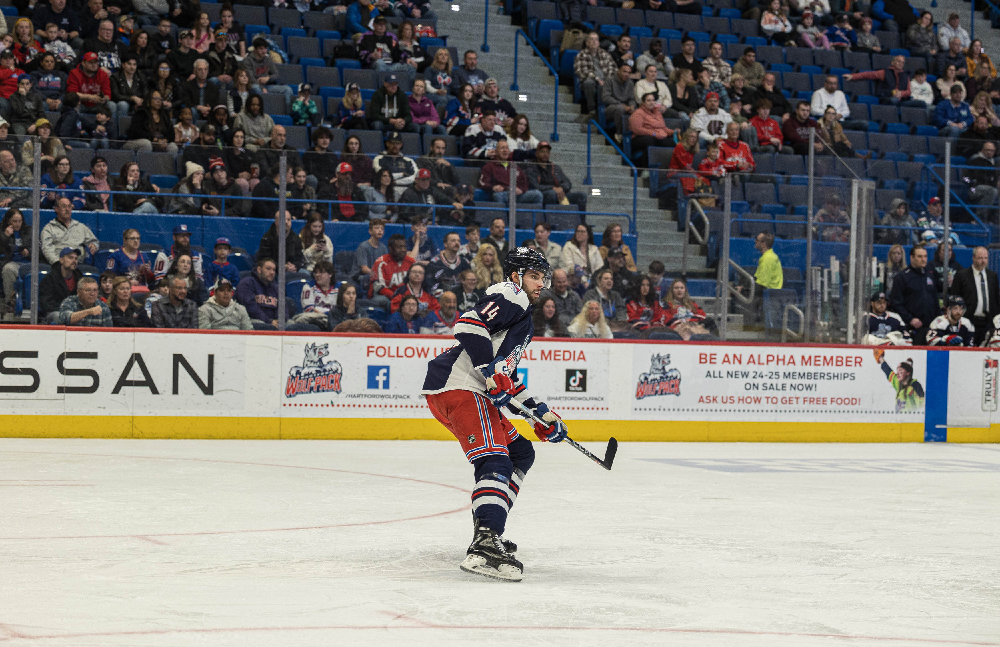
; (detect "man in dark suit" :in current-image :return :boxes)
[951,246,1000,345]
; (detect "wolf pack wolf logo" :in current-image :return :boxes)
[635,353,682,399]
[286,343,343,398]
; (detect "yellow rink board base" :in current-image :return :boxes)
[0,416,952,442]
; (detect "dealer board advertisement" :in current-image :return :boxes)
[279,337,612,419]
[630,345,926,422]
[947,351,999,429]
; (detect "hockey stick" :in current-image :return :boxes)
[507,399,618,471]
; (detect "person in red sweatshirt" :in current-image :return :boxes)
[719,122,755,173]
[698,140,728,179]
[389,263,440,314]
[0,51,26,117]
[781,100,823,156]
[370,233,415,300]
[750,98,789,154]
[66,51,118,122]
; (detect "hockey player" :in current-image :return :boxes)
[422,247,567,582]
[863,291,912,346]
[927,295,976,346]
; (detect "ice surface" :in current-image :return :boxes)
[1,439,998,646]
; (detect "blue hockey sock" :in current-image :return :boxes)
[471,456,514,534]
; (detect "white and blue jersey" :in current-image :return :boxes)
[106,249,154,287]
[422,282,537,401]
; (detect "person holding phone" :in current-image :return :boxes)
[300,211,333,272]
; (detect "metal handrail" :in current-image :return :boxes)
[728,259,755,306]
[510,29,559,142]
[781,304,805,343]
[681,197,711,278]
[586,120,638,233]
[921,162,991,236]
[481,0,490,52]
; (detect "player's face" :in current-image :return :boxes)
[871,298,887,315]
[521,269,546,303]
[949,305,965,321]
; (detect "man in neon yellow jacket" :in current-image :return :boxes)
[754,231,783,289]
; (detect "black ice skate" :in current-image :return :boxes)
[472,517,517,553]
[461,521,523,582]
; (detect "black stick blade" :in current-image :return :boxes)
[603,437,618,470]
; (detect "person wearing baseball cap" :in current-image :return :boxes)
[67,50,116,115]
[399,166,451,223]
[369,73,417,133]
[199,274,253,330]
[358,15,414,79]
[524,141,587,210]
[153,224,207,282]
[243,35,294,108]
[203,157,247,218]
[862,291,912,346]
[691,86,732,145]
[203,236,241,290]
[373,131,419,198]
[292,82,319,127]
[38,246,83,321]
[207,29,239,88]
[324,160,369,222]
[166,29,200,81]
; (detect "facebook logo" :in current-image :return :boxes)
[367,366,390,389]
[516,368,528,388]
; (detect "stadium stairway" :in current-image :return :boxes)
[435,0,706,272]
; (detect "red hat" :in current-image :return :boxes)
[706,91,719,101]
[417,168,431,179]
[337,162,353,174]
[82,52,98,62]
[929,197,942,205]
[208,157,225,171]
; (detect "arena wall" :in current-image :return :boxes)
[0,327,997,443]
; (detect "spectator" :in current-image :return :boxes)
[749,72,792,121]
[472,242,503,289]
[40,155,84,210]
[173,107,199,147]
[151,60,180,114]
[341,135,375,187]
[370,233,414,298]
[109,53,144,119]
[932,242,964,288]
[399,168,454,224]
[873,0,920,32]
[180,58,219,121]
[445,82,478,137]
[166,30,199,82]
[506,114,539,161]
[0,207,28,309]
[938,14,970,51]
[797,11,832,49]
[479,78,516,126]
[206,29,238,89]
[671,36,704,78]
[905,11,937,62]
[761,0,795,46]
[845,55,919,107]
[198,276,251,330]
[915,197,956,244]
[610,33,638,79]
[363,168,397,220]
[404,215,437,263]
[603,64,637,135]
[692,91,731,144]
[373,131,418,198]
[352,217,387,283]
[53,93,101,152]
[782,101,823,155]
[0,51,24,116]
[255,125,302,180]
[560,223,603,291]
[226,67,253,117]
[599,223,637,273]
[728,75,753,115]
[698,140,726,181]
[884,244,906,294]
[32,53,67,112]
[525,141,587,210]
[966,65,999,108]
[462,110,507,161]
[32,0,81,48]
[970,92,1000,128]
[966,40,995,82]
[666,68,698,119]
[9,75,45,136]
[533,295,567,337]
[583,267,627,323]
[168,164,208,216]
[568,300,613,338]
[877,198,919,246]
[242,37,293,108]
[855,17,882,53]
[346,0,394,36]
[754,231,783,290]
[458,223,481,261]
[888,245,939,345]
[201,237,240,292]
[328,283,360,330]
[395,21,429,73]
[299,259,339,317]
[203,157,247,218]
[149,18,175,55]
[39,247,82,319]
[478,139,541,206]
[484,217,509,258]
[750,99,790,153]
[927,295,975,346]
[818,105,861,158]
[964,141,999,209]
[815,193,851,242]
[113,160,161,214]
[21,118,64,174]
[937,38,969,79]
[426,231,471,297]
[862,290,911,346]
[732,48,764,90]
[934,84,974,137]
[634,64,674,117]
[574,32,617,119]
[455,267,483,312]
[451,50,489,96]
[424,48,454,109]
[661,279,712,340]
[256,210,304,274]
[625,274,664,331]
[936,64,966,104]
[54,275,111,326]
[694,68,730,111]
[150,275,198,328]
[124,89,177,153]
[908,68,934,110]
[303,127,338,189]
[532,222,561,269]
[40,198,96,265]
[390,263,439,314]
[951,246,999,345]
[358,16,413,78]
[295,212,332,273]
[636,39,674,81]
[320,162,368,222]
[811,75,862,130]
[235,257,289,330]
[720,122,756,172]
[540,267,583,327]
[667,128,700,195]
[107,276,152,327]
[84,19,126,75]
[154,223,206,280]
[383,293,421,333]
[166,252,208,307]
[647,260,667,299]
[409,78,445,135]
